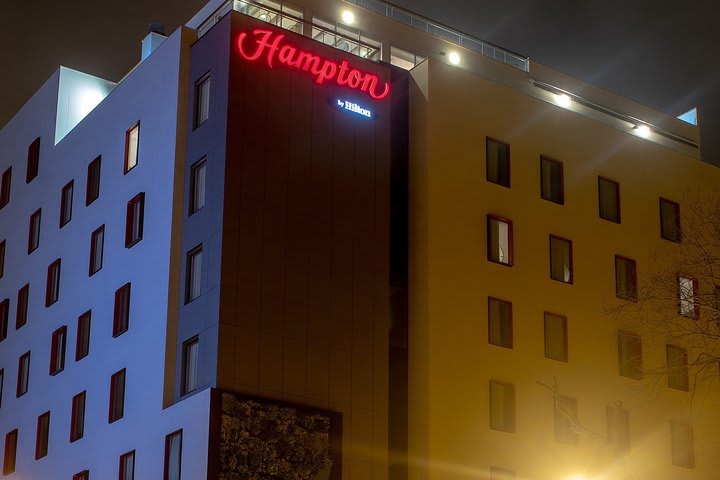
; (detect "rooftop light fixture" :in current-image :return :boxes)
[448,51,461,65]
[555,93,571,108]
[635,124,651,138]
[341,9,355,25]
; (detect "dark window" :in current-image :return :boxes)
[17,351,30,397]
[598,176,620,223]
[76,311,91,361]
[28,208,41,253]
[618,332,643,379]
[544,312,568,362]
[0,239,5,278]
[615,256,637,301]
[540,156,564,204]
[549,235,572,283]
[35,411,50,459]
[86,156,101,205]
[489,380,515,432]
[16,284,29,330]
[194,74,211,128]
[60,180,74,227]
[49,326,67,375]
[73,470,90,480]
[70,391,86,442]
[660,198,681,242]
[119,450,135,480]
[607,404,630,453]
[26,137,40,183]
[164,429,183,480]
[3,429,17,475]
[113,283,131,337]
[0,167,11,209]
[667,344,689,391]
[0,369,4,408]
[125,193,145,247]
[89,225,105,276]
[486,137,510,187]
[124,123,140,174]
[487,215,512,266]
[189,158,207,214]
[490,467,515,480]
[181,336,199,395]
[109,369,126,423]
[185,245,202,303]
[555,396,578,444]
[488,297,512,349]
[0,299,8,341]
[46,259,61,307]
[671,421,694,468]
[678,275,699,318]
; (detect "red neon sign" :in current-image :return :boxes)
[237,29,390,100]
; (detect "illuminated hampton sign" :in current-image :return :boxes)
[237,29,390,100]
[337,99,372,118]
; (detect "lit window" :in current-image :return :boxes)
[76,311,91,361]
[17,351,30,397]
[73,470,90,480]
[618,332,642,379]
[555,396,578,444]
[549,235,572,283]
[26,137,40,183]
[28,208,41,254]
[660,198,681,242]
[486,138,510,187]
[540,156,564,204]
[181,336,199,395]
[194,75,210,128]
[113,283,131,337]
[35,411,50,459]
[49,326,67,375]
[16,284,29,329]
[120,450,135,480]
[164,430,183,480]
[0,239,5,278]
[671,421,694,468]
[86,156,101,205]
[125,123,140,173]
[667,344,689,391]
[488,297,512,349]
[89,225,105,276]
[0,299,8,342]
[0,167,11,209]
[60,180,74,227]
[185,245,202,303]
[487,215,512,266]
[615,256,637,301]
[46,258,61,307]
[490,467,515,480]
[70,391,86,442]
[109,369,126,423]
[125,193,145,247]
[598,176,620,223]
[544,312,568,362]
[2,429,17,475]
[489,380,515,432]
[189,158,207,215]
[607,404,630,453]
[678,275,698,318]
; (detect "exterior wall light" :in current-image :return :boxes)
[555,93,571,108]
[448,52,461,65]
[635,124,651,138]
[341,10,355,24]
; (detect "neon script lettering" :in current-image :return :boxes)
[237,29,390,100]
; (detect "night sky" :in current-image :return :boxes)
[2,0,718,164]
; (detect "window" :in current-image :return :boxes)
[109,369,126,423]
[86,156,101,205]
[390,45,426,70]
[549,235,572,283]
[28,208,41,253]
[486,138,510,187]
[27,137,40,183]
[181,336,199,395]
[194,75,210,128]
[487,215,512,266]
[489,380,515,432]
[73,471,90,480]
[60,180,74,227]
[678,275,698,318]
[125,192,145,247]
[667,345,689,391]
[164,430,183,480]
[671,421,694,467]
[50,326,67,375]
[89,225,105,275]
[0,369,3,408]
[607,404,630,453]
[16,284,29,329]
[490,467,515,480]
[185,245,202,303]
[17,351,30,397]
[555,396,578,444]
[0,167,11,209]
[544,312,568,362]
[124,123,140,173]
[70,391,86,442]
[660,198,681,242]
[119,450,135,480]
[615,256,637,301]
[189,158,207,214]
[3,429,17,475]
[0,299,8,341]
[35,411,50,459]
[113,283,131,337]
[0,239,5,278]
[598,176,620,223]
[540,156,564,204]
[618,332,643,379]
[46,259,61,306]
[488,297,512,349]
[76,311,91,361]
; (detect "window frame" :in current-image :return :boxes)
[46,258,61,307]
[606,404,630,453]
[113,283,131,337]
[49,325,67,375]
[487,297,513,349]
[119,450,135,480]
[35,410,50,460]
[17,351,30,397]
[60,180,74,228]
[181,336,199,395]
[26,137,40,183]
[487,215,513,267]
[28,208,41,254]
[554,395,579,444]
[0,369,3,408]
[659,197,681,242]
[185,245,203,304]
[677,274,699,319]
[486,137,511,188]
[543,311,568,362]
[670,421,695,468]
[614,255,637,301]
[549,235,573,284]
[125,192,145,248]
[89,225,105,276]
[0,299,8,342]
[16,284,29,330]
[124,122,140,174]
[617,331,643,379]
[666,344,689,391]
[194,73,211,129]
[0,239,5,278]
[76,310,92,361]
[189,158,207,215]
[489,379,516,433]
[86,155,101,206]
[70,390,86,442]
[3,429,17,475]
[0,167,11,209]
[109,368,126,423]
[73,471,90,480]
[598,176,621,223]
[540,155,564,204]
[164,429,183,480]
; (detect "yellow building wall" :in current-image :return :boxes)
[409,58,720,480]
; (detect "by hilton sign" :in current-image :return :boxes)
[237,29,390,100]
